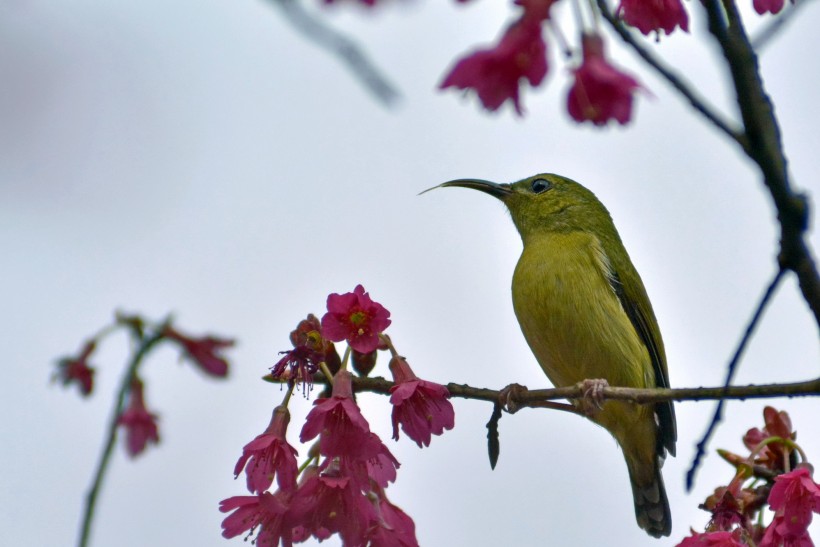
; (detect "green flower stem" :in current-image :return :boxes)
[77,330,165,547]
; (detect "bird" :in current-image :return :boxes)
[432,173,677,538]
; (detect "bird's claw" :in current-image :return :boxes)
[498,383,528,414]
[578,378,609,416]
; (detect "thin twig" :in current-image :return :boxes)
[269,0,400,106]
[595,0,746,149]
[685,268,786,490]
[751,0,815,50]
[78,331,165,547]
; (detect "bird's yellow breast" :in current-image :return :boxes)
[511,231,652,392]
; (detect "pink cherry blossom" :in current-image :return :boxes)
[163,325,234,377]
[300,370,374,459]
[389,356,455,448]
[116,377,160,457]
[234,405,299,494]
[440,17,548,115]
[286,464,377,546]
[219,491,292,547]
[617,0,689,36]
[767,467,820,537]
[56,340,96,396]
[366,485,419,547]
[676,530,744,546]
[321,285,391,354]
[567,33,642,126]
[753,0,787,14]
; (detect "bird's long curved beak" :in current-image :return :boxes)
[420,179,513,200]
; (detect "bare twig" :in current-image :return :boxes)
[751,0,815,50]
[686,268,786,490]
[269,0,400,106]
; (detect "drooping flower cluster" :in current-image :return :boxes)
[676,406,820,547]
[223,285,455,546]
[55,340,97,396]
[117,377,160,457]
[433,0,786,124]
[162,325,234,377]
[55,312,235,457]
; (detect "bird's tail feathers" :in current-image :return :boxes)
[628,457,671,538]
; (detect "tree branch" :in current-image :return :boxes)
[270,374,820,406]
[268,0,400,106]
[701,0,820,327]
[595,0,746,148]
[687,267,785,489]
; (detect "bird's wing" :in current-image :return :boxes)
[609,270,677,458]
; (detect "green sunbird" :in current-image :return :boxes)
[437,173,677,538]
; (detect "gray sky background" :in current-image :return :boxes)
[2,1,819,546]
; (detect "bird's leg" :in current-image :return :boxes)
[577,378,610,417]
[498,383,529,414]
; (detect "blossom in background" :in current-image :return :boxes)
[753,0,786,15]
[234,405,299,494]
[515,0,559,21]
[440,16,548,115]
[117,377,159,457]
[321,285,391,354]
[55,340,96,396]
[163,325,234,377]
[567,33,641,126]
[388,356,455,448]
[219,491,292,547]
[617,0,689,36]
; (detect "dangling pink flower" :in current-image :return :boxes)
[366,484,419,547]
[300,370,374,459]
[321,285,391,354]
[117,377,160,457]
[440,17,548,115]
[759,516,813,547]
[389,356,455,448]
[163,325,234,377]
[753,0,787,15]
[287,464,377,546]
[234,406,299,494]
[766,467,820,538]
[567,33,642,126]
[515,0,559,22]
[219,491,292,547]
[55,340,96,396]
[617,0,689,36]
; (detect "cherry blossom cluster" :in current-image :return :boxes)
[677,406,820,546]
[323,0,792,125]
[220,284,455,546]
[55,312,234,457]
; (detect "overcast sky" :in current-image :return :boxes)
[2,1,819,546]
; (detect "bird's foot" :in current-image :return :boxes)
[577,378,609,417]
[498,383,528,414]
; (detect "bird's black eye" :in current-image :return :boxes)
[531,178,552,194]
